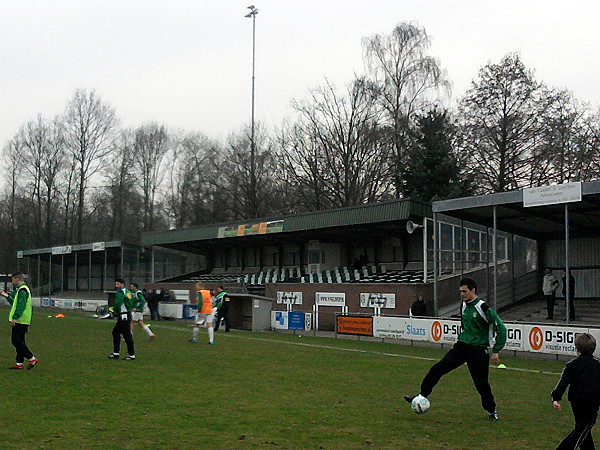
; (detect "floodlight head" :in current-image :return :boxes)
[248,5,255,9]
[245,13,253,17]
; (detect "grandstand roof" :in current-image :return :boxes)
[433,180,600,240]
[142,199,432,253]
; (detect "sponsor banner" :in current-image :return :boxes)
[524,324,588,357]
[407,318,433,341]
[504,324,525,351]
[430,319,461,345]
[360,293,396,309]
[288,312,306,330]
[316,292,346,307]
[271,311,288,330]
[218,220,284,238]
[373,316,410,339]
[92,242,106,251]
[277,291,303,305]
[337,315,373,336]
[17,251,23,259]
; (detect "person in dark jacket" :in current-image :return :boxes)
[552,332,600,449]
[147,289,161,321]
[409,295,428,317]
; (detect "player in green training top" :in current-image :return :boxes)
[129,283,156,340]
[1,272,38,370]
[404,277,507,422]
[108,278,136,360]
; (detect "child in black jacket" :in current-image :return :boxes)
[552,333,600,449]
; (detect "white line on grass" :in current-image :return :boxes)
[150,323,562,376]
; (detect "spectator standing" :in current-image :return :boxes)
[542,268,560,320]
[409,295,428,317]
[147,289,161,321]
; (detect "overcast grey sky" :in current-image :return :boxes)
[1,0,599,147]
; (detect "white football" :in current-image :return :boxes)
[411,395,430,414]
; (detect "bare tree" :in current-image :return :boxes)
[280,78,393,210]
[536,89,600,185]
[63,89,118,243]
[18,115,65,247]
[132,123,169,231]
[362,22,449,195]
[457,54,546,193]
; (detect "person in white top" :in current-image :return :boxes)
[542,268,559,320]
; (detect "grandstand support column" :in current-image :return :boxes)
[433,212,438,316]
[136,249,140,286]
[493,206,498,310]
[49,253,52,299]
[460,220,464,279]
[120,246,124,280]
[26,258,30,285]
[61,255,64,294]
[565,204,571,323]
[89,249,92,292]
[423,219,427,283]
[74,252,78,291]
[103,248,107,292]
[151,247,155,282]
[37,254,41,293]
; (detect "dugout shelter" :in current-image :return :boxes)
[433,180,600,324]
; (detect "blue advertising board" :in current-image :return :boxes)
[288,311,306,330]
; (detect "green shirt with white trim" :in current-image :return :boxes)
[459,297,507,353]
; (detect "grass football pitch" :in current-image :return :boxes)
[0,307,580,449]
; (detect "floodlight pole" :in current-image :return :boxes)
[245,5,259,217]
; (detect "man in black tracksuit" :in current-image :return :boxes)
[552,333,600,449]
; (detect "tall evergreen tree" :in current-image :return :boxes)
[401,109,472,202]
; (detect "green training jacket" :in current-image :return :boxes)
[458,297,507,353]
[114,288,135,315]
[133,290,146,311]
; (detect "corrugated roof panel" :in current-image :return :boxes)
[141,199,432,246]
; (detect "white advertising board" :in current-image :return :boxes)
[360,293,396,309]
[271,311,289,330]
[504,324,525,351]
[315,292,346,307]
[277,291,303,305]
[523,324,589,357]
[523,182,581,207]
[373,316,410,340]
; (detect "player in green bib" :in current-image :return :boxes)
[1,272,39,370]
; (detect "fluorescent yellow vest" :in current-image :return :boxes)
[8,284,32,325]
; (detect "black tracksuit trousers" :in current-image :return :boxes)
[420,341,496,413]
[557,401,598,450]
[11,323,33,363]
[112,317,135,356]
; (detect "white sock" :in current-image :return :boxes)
[16,362,23,366]
[143,325,153,336]
[29,356,36,361]
[208,327,214,343]
[193,327,200,338]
